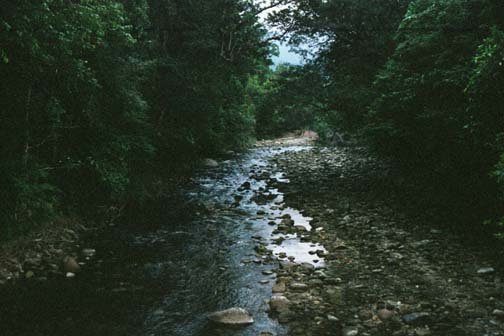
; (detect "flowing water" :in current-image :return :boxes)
[0,142,325,336]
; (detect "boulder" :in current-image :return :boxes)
[208,307,254,325]
[203,158,219,168]
[272,281,286,293]
[62,256,80,273]
[289,282,309,291]
[269,295,290,312]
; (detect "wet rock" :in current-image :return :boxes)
[326,287,343,304]
[62,256,80,273]
[477,267,495,275]
[300,262,315,272]
[411,240,433,248]
[272,282,286,293]
[281,218,294,226]
[463,307,486,318]
[153,309,165,316]
[240,181,251,190]
[278,309,294,323]
[377,308,395,321]
[269,295,290,312]
[255,245,268,255]
[279,260,296,269]
[278,252,287,259]
[333,240,348,250]
[203,158,219,168]
[294,225,307,232]
[316,250,329,258]
[308,278,324,287]
[82,248,96,258]
[358,309,373,320]
[414,327,431,336]
[208,307,254,325]
[342,327,359,336]
[289,282,308,291]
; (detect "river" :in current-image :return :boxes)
[0,140,325,336]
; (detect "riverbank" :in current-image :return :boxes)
[0,174,188,286]
[0,216,92,284]
[267,143,504,336]
[0,138,313,336]
[1,135,503,336]
[0,134,306,287]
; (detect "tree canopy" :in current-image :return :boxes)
[0,0,273,239]
[2,0,504,239]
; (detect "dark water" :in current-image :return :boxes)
[0,144,324,336]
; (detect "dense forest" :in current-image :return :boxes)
[1,0,504,240]
[261,0,504,238]
[0,0,273,239]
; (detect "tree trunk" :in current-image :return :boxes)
[22,85,32,172]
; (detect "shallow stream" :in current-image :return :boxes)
[0,143,325,336]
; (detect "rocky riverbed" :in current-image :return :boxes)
[0,136,503,336]
[263,141,504,336]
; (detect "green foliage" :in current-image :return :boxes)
[367,0,500,184]
[266,0,411,132]
[255,64,327,138]
[0,0,271,239]
[364,0,504,230]
[266,0,504,236]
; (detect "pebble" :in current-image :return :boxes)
[343,327,359,336]
[327,314,340,322]
[415,327,431,336]
[358,309,373,320]
[477,267,495,275]
[62,256,80,273]
[269,295,290,312]
[377,308,395,321]
[272,282,286,293]
[81,248,96,258]
[289,282,308,291]
[492,309,504,320]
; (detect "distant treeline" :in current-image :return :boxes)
[262,0,504,236]
[0,0,272,239]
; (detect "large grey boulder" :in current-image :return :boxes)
[208,307,254,325]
